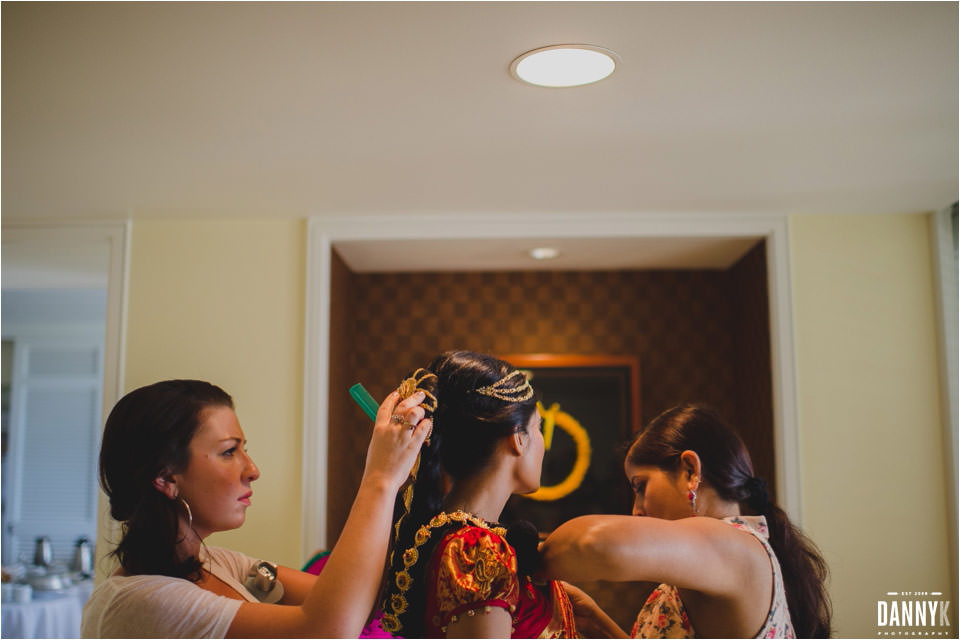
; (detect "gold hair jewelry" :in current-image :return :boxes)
[386,368,439,575]
[398,368,438,446]
[397,369,438,413]
[473,369,534,402]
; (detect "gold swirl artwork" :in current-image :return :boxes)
[526,401,592,502]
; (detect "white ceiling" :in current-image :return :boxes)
[2,1,957,224]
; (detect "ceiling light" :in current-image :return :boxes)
[530,247,560,260]
[511,45,619,88]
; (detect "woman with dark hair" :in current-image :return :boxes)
[82,379,430,638]
[541,404,831,639]
[379,351,577,638]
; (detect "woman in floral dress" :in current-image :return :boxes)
[541,405,832,638]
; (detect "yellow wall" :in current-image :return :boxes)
[123,218,306,568]
[790,214,953,637]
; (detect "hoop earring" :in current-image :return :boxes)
[179,497,193,530]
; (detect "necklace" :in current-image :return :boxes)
[381,509,507,634]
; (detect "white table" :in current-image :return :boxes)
[1,581,93,639]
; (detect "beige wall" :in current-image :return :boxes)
[123,218,306,568]
[107,213,954,636]
[791,214,954,637]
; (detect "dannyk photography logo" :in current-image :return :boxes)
[877,591,951,636]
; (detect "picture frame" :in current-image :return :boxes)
[499,354,642,533]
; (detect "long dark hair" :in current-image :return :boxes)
[381,351,538,637]
[628,404,832,638]
[99,379,234,581]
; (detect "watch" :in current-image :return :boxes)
[243,561,285,604]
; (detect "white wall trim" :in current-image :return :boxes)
[110,220,132,407]
[302,212,803,556]
[102,220,130,574]
[767,217,802,524]
[302,220,332,558]
[929,205,958,601]
[308,211,791,241]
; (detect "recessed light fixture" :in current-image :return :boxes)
[530,247,560,260]
[510,44,619,88]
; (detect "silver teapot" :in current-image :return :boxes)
[71,537,93,577]
[33,537,52,568]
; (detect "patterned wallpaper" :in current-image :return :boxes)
[325,242,773,629]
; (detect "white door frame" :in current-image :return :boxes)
[930,205,958,604]
[302,213,801,557]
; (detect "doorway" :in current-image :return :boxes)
[1,224,128,570]
[300,212,802,561]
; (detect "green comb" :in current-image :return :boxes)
[349,383,379,422]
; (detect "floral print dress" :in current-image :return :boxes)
[630,516,795,639]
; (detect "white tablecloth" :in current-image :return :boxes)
[1,581,93,639]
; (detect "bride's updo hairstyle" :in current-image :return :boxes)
[381,350,538,636]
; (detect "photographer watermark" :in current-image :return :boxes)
[877,591,951,636]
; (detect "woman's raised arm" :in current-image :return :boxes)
[227,390,431,638]
[540,514,769,599]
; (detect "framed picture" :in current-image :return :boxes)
[499,354,641,533]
